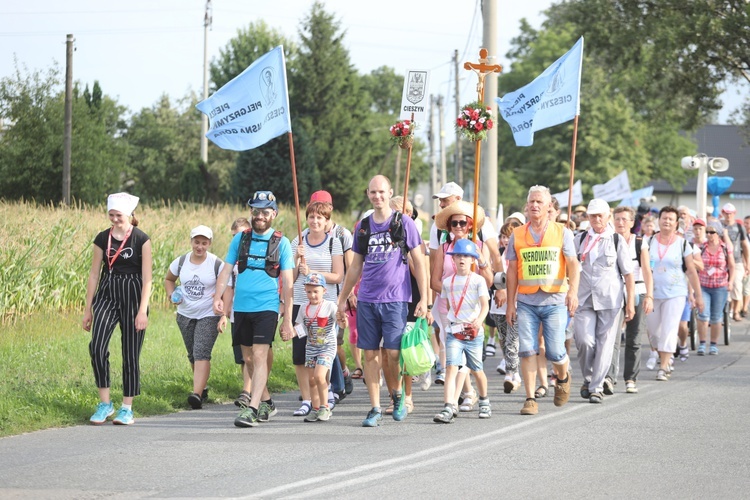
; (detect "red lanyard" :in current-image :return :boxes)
[580,232,602,263]
[107,226,132,272]
[656,233,676,262]
[305,302,323,322]
[449,274,472,318]
[524,221,549,248]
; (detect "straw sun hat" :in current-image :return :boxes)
[435,200,486,232]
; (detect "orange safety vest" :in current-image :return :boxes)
[513,221,568,294]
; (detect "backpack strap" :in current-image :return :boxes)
[214,258,222,278]
[176,253,188,278]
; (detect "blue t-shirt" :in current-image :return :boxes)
[225,229,294,313]
[351,212,423,303]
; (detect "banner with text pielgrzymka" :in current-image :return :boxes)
[196,45,291,151]
[495,37,583,147]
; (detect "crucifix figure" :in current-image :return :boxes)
[464,48,503,101]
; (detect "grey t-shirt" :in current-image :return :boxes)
[505,224,577,306]
[723,221,747,262]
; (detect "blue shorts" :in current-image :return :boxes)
[698,286,728,324]
[356,301,408,350]
[517,302,568,363]
[680,298,692,322]
[446,332,484,371]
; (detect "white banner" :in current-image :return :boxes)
[593,170,631,202]
[552,180,582,208]
[618,186,654,207]
[399,69,430,122]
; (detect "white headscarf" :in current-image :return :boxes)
[107,192,139,216]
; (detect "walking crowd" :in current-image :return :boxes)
[82,181,749,426]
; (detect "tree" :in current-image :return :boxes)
[292,2,376,211]
[0,62,128,203]
[495,23,695,211]
[547,0,750,130]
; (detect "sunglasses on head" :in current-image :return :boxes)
[451,220,468,228]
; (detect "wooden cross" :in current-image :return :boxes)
[464,48,503,101]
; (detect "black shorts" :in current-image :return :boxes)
[233,311,278,347]
[485,314,497,328]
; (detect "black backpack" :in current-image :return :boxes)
[176,253,222,278]
[237,229,284,278]
[356,211,408,264]
[645,233,689,273]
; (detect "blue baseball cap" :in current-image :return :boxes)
[446,239,480,260]
[248,191,278,211]
[304,273,327,287]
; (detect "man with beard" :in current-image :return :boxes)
[214,191,295,427]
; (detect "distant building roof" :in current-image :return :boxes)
[650,124,750,194]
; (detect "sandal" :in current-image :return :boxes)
[293,402,312,417]
[535,385,548,398]
[351,368,363,379]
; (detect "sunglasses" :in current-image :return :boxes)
[451,220,468,228]
[706,231,717,235]
[251,208,274,217]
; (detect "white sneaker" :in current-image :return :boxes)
[420,371,432,391]
[513,372,522,390]
[496,358,506,375]
[646,353,658,371]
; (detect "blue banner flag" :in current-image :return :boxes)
[196,46,291,151]
[496,37,583,147]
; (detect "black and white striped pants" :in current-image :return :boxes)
[89,273,146,397]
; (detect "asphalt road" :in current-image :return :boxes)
[2,323,750,499]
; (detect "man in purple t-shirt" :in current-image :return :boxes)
[337,175,428,427]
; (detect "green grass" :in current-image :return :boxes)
[0,307,298,437]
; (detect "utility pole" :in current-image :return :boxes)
[429,95,438,214]
[437,95,447,187]
[453,49,463,187]
[62,34,74,206]
[200,0,212,164]
[481,0,499,223]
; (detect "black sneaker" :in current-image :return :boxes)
[188,393,202,409]
[344,372,353,395]
[258,400,277,422]
[201,388,209,403]
[235,407,258,427]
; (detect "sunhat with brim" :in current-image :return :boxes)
[446,238,480,260]
[435,200,486,232]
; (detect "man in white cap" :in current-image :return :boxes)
[720,203,750,320]
[573,199,636,403]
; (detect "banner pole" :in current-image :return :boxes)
[566,114,580,222]
[401,112,415,213]
[287,132,303,247]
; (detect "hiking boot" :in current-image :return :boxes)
[520,398,538,415]
[304,409,319,423]
[188,393,203,410]
[603,377,614,396]
[235,390,251,408]
[589,392,603,404]
[554,370,572,407]
[478,400,492,419]
[317,406,332,421]
[90,402,114,425]
[362,408,383,427]
[580,382,591,399]
[258,400,277,422]
[433,406,455,424]
[625,380,638,394]
[112,407,134,426]
[234,407,259,427]
[392,392,407,421]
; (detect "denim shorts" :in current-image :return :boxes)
[356,301,408,350]
[516,301,568,362]
[698,286,728,324]
[680,297,692,322]
[446,331,484,371]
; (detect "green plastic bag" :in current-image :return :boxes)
[400,317,436,376]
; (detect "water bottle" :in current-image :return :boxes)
[171,286,183,304]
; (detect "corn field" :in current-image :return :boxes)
[0,200,308,323]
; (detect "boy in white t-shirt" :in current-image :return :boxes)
[293,273,344,422]
[434,239,491,423]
